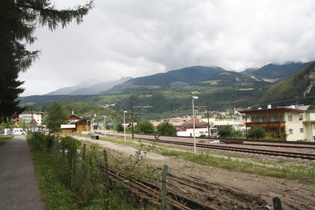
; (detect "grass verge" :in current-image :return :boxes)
[28,139,79,209]
[28,134,145,210]
[0,135,13,147]
[158,149,315,181]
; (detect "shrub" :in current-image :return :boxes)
[218,125,233,138]
[247,127,266,139]
[134,120,155,134]
[156,122,177,136]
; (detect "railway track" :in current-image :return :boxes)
[103,133,315,160]
[100,166,217,209]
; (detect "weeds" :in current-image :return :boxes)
[27,133,138,209]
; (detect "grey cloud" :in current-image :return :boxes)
[19,0,315,95]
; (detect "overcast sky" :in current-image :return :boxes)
[18,0,315,96]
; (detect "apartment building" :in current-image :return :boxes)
[19,111,44,126]
[240,105,315,141]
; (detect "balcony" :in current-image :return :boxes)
[245,121,286,128]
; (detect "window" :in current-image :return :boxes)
[300,128,304,133]
[289,129,293,135]
[279,115,284,121]
[299,115,303,121]
[288,115,293,121]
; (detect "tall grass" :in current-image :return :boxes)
[27,133,140,209]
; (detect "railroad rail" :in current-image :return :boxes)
[100,166,217,210]
[102,132,315,160]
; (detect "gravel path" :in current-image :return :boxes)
[0,135,45,210]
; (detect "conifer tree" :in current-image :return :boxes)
[0,0,93,123]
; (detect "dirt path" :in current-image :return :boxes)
[77,136,315,209]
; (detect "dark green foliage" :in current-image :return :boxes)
[44,102,68,132]
[59,136,82,189]
[156,122,177,136]
[34,132,55,152]
[258,61,315,106]
[230,130,243,138]
[135,120,155,134]
[0,0,92,123]
[247,127,266,139]
[218,125,233,138]
[60,136,82,151]
[116,123,124,132]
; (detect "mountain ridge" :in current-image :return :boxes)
[35,61,313,98]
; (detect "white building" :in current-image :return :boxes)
[240,105,315,141]
[19,112,44,126]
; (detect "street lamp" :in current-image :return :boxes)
[192,96,198,153]
[123,111,127,142]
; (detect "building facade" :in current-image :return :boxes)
[240,105,315,141]
[19,112,44,126]
[61,114,91,133]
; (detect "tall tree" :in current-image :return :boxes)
[44,102,68,133]
[0,0,93,123]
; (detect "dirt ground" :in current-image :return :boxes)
[77,136,315,209]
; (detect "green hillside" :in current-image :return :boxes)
[249,62,312,80]
[258,61,315,106]
[103,66,225,94]
[196,71,269,89]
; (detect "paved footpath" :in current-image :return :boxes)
[0,135,45,210]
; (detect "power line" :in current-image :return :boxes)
[252,95,315,108]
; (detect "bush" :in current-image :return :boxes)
[218,125,233,138]
[134,120,155,134]
[247,127,266,139]
[33,132,55,152]
[156,122,177,136]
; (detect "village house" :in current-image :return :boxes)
[240,105,315,141]
[60,114,91,134]
[176,118,209,137]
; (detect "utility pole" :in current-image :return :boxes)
[207,100,210,138]
[130,95,134,139]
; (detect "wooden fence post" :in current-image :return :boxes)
[103,150,110,209]
[83,143,87,181]
[161,164,168,210]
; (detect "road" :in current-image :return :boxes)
[0,135,45,210]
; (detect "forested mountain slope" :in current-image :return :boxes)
[258,61,315,106]
[104,66,225,94]
[248,62,312,80]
